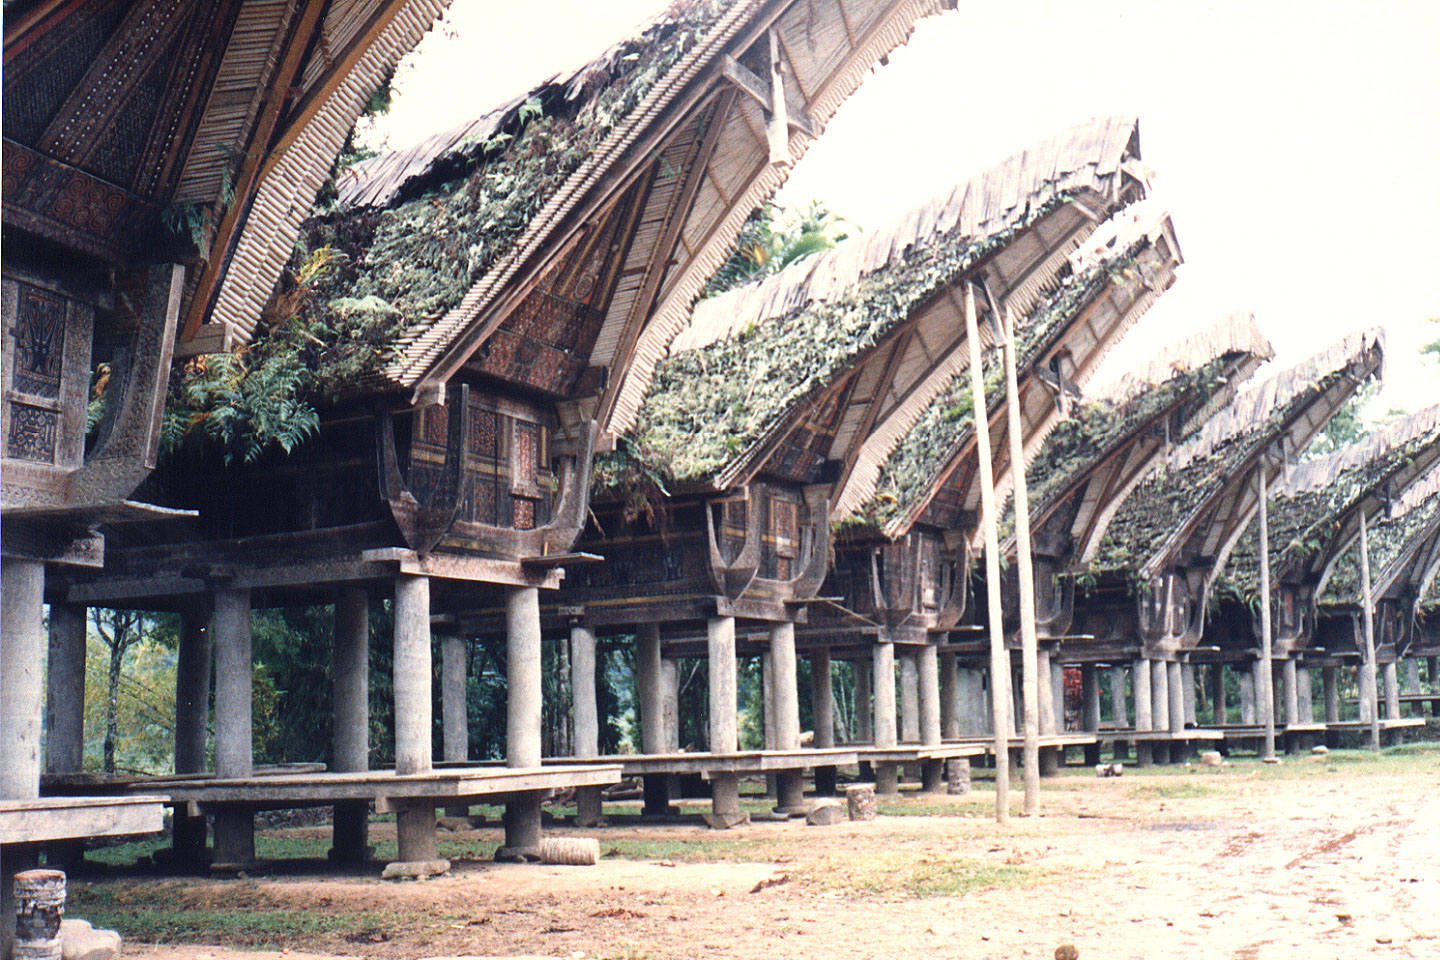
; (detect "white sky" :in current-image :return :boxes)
[370,0,1440,416]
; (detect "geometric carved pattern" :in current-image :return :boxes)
[7,401,59,462]
[12,284,66,398]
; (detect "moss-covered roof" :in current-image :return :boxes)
[292,0,740,384]
[1092,331,1384,576]
[1319,486,1440,606]
[1215,408,1440,604]
[600,117,1144,490]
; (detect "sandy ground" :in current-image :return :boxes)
[105,749,1440,960]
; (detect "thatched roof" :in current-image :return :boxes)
[1216,404,1440,603]
[1320,461,1440,607]
[1013,314,1274,550]
[616,116,1149,491]
[289,0,954,417]
[1093,328,1386,577]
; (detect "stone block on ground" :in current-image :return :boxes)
[1055,944,1079,960]
[381,858,450,880]
[805,799,845,826]
[59,919,121,960]
[1199,751,1223,767]
[436,817,470,832]
[538,837,600,865]
[946,758,972,795]
[845,784,877,821]
[1095,763,1123,777]
[1311,745,1329,755]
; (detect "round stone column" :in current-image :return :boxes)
[331,587,371,865]
[501,586,543,860]
[212,585,255,865]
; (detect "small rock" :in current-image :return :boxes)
[1055,944,1080,960]
[805,799,845,826]
[381,858,451,879]
[1199,751,1224,767]
[1311,745,1329,755]
[61,918,122,960]
[1375,934,1393,944]
[1095,763,1123,777]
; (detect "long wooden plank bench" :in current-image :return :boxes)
[0,795,168,846]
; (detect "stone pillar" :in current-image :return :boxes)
[1110,665,1129,727]
[172,600,214,865]
[1403,658,1422,694]
[1211,663,1227,726]
[1036,647,1056,734]
[1081,664,1101,765]
[1167,661,1184,734]
[1239,663,1257,724]
[661,657,680,752]
[440,633,468,817]
[212,585,255,865]
[1323,665,1340,723]
[1253,659,1273,729]
[570,624,604,827]
[1182,663,1198,725]
[1,559,46,800]
[1281,659,1299,726]
[637,624,665,754]
[872,642,898,794]
[1357,662,1375,723]
[1151,659,1171,763]
[855,656,873,743]
[917,645,943,791]
[1297,666,1314,723]
[392,575,432,776]
[1051,658,1067,732]
[898,649,920,743]
[331,588,370,864]
[939,651,959,740]
[1133,658,1153,766]
[1382,661,1400,721]
[770,622,804,813]
[706,617,745,828]
[811,648,837,796]
[961,668,986,735]
[502,586,543,860]
[44,601,86,775]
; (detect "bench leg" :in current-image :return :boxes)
[1038,746,1060,778]
[641,774,673,817]
[704,774,749,829]
[212,810,254,867]
[498,795,542,861]
[875,762,900,795]
[384,804,449,878]
[574,786,605,827]
[775,772,806,815]
[814,765,838,797]
[171,808,209,870]
[329,800,371,867]
[1135,742,1154,767]
[1083,743,1101,766]
[1112,739,1131,762]
[920,759,944,794]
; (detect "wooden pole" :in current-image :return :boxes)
[1001,307,1041,815]
[1359,511,1381,751]
[964,284,1009,823]
[1257,465,1277,762]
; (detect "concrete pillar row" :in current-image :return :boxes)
[441,635,468,764]
[1253,659,1273,730]
[45,601,87,775]
[1150,659,1169,733]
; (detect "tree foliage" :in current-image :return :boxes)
[700,199,855,300]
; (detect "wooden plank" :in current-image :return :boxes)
[0,795,167,844]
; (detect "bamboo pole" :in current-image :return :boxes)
[1257,465,1277,762]
[1001,308,1041,815]
[1359,510,1381,751]
[964,284,1009,823]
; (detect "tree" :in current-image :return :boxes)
[91,608,146,773]
[1423,317,1440,363]
[1305,379,1379,458]
[700,199,855,299]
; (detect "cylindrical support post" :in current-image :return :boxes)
[1297,666,1314,723]
[855,657,873,743]
[661,657,680,752]
[570,626,599,759]
[12,868,65,960]
[1036,647,1056,735]
[918,645,941,746]
[1182,663,1198,725]
[331,587,371,865]
[1133,658,1154,766]
[939,651,959,740]
[213,586,254,785]
[1239,663,1257,724]
[1281,659,1299,727]
[393,575,432,776]
[811,648,837,796]
[1211,663,1228,726]
[1257,466,1277,762]
[502,586,544,860]
[1111,665,1129,728]
[898,648,920,743]
[1402,658,1422,694]
[1051,659,1066,731]
[1151,659,1171,763]
[44,602,87,775]
[175,602,213,774]
[1081,665,1100,731]
[707,618,738,753]
[440,633,469,817]
[1,559,46,799]
[770,622,805,813]
[872,642,898,794]
[1382,661,1400,721]
[1167,661,1184,735]
[637,623,665,755]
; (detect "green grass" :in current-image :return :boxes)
[598,835,789,863]
[1126,781,1217,800]
[811,851,1046,898]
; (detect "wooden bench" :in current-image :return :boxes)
[0,795,167,846]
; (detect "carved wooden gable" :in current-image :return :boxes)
[1,276,94,496]
[465,183,643,397]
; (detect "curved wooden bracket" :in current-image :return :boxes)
[776,497,831,600]
[933,543,969,631]
[707,495,762,600]
[522,418,598,557]
[376,384,471,556]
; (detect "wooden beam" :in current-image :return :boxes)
[721,54,817,139]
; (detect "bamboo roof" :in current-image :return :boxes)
[613,116,1149,492]
[1216,404,1440,603]
[1093,328,1386,577]
[289,0,953,420]
[1320,462,1440,608]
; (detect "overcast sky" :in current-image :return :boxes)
[370,0,1440,416]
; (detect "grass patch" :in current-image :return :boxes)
[1126,781,1217,800]
[599,835,788,863]
[812,851,1045,899]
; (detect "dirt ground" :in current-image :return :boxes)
[90,746,1439,959]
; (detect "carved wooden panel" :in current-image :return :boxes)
[2,276,93,485]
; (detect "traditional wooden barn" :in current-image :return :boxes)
[796,179,1181,785]
[524,116,1164,808]
[2,0,452,947]
[47,0,957,868]
[1073,329,1385,759]
[978,315,1274,763]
